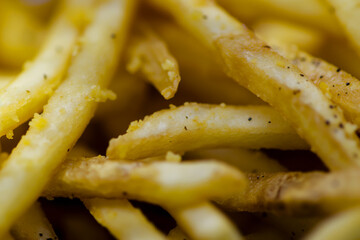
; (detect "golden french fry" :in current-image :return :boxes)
[146,0,360,170]
[0,72,16,89]
[126,22,181,100]
[168,226,191,240]
[11,202,57,240]
[252,19,325,54]
[83,198,166,240]
[151,18,264,105]
[185,148,285,172]
[107,103,308,160]
[217,170,360,215]
[305,206,360,240]
[44,156,247,205]
[0,1,80,138]
[0,0,136,236]
[166,202,244,240]
[217,0,341,36]
[326,0,360,57]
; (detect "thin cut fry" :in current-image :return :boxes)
[166,202,244,240]
[44,156,247,206]
[126,22,181,100]
[305,206,360,240]
[0,2,79,138]
[326,0,360,56]
[217,170,360,215]
[186,148,285,172]
[0,0,135,236]
[83,198,166,240]
[11,202,57,240]
[147,0,360,170]
[217,0,341,36]
[107,103,308,160]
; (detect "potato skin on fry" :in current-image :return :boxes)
[218,170,360,215]
[107,103,308,160]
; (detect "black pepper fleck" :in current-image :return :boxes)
[325,120,330,125]
[39,233,43,237]
[346,82,350,86]
[300,73,304,77]
[337,68,341,72]
[268,121,271,124]
[263,45,271,49]
[320,75,324,79]
[293,90,301,95]
[287,66,290,69]
[184,126,187,130]
[329,105,335,109]
[339,123,344,128]
[248,117,252,121]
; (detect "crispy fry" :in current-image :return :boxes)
[305,206,360,240]
[147,0,360,170]
[126,22,180,100]
[44,156,247,205]
[151,18,264,105]
[11,202,57,240]
[185,148,285,172]
[0,2,79,138]
[217,170,360,215]
[83,198,166,240]
[0,0,136,236]
[107,103,308,160]
[166,202,244,240]
[217,0,341,36]
[326,0,360,56]
[168,226,191,240]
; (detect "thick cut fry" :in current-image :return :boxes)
[11,202,57,240]
[168,226,191,240]
[217,0,341,36]
[166,202,244,240]
[44,156,247,206]
[217,170,360,215]
[126,22,180,99]
[185,148,286,172]
[0,0,135,236]
[326,0,360,57]
[151,19,264,105]
[83,198,166,240]
[107,103,308,160]
[147,0,360,170]
[305,206,360,240]
[0,2,79,138]
[271,44,360,129]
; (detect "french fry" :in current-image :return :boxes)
[44,156,247,206]
[217,0,341,36]
[126,22,181,100]
[325,0,360,57]
[83,198,166,240]
[217,170,360,215]
[107,103,308,160]
[146,0,360,170]
[252,19,325,54]
[166,202,244,240]
[0,1,80,138]
[11,202,57,240]
[0,72,15,89]
[168,226,191,240]
[185,148,285,172]
[0,0,136,236]
[151,18,264,105]
[305,206,360,240]
[3,233,14,240]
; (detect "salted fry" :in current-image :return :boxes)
[44,156,247,205]
[151,19,263,105]
[147,0,360,170]
[83,198,166,240]
[0,2,79,138]
[186,148,286,172]
[218,170,360,215]
[11,202,57,240]
[305,206,360,240]
[126,22,180,99]
[107,103,308,160]
[166,202,244,240]
[0,0,135,236]
[217,0,340,36]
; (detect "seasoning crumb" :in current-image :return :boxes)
[320,75,324,79]
[268,121,271,124]
[185,116,188,119]
[339,123,344,128]
[263,45,271,49]
[329,105,335,109]
[337,68,341,72]
[346,82,350,86]
[300,73,304,77]
[325,120,330,125]
[293,90,301,95]
[287,66,290,69]
[248,117,252,121]
[184,126,187,130]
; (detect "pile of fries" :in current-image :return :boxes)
[2,0,360,239]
